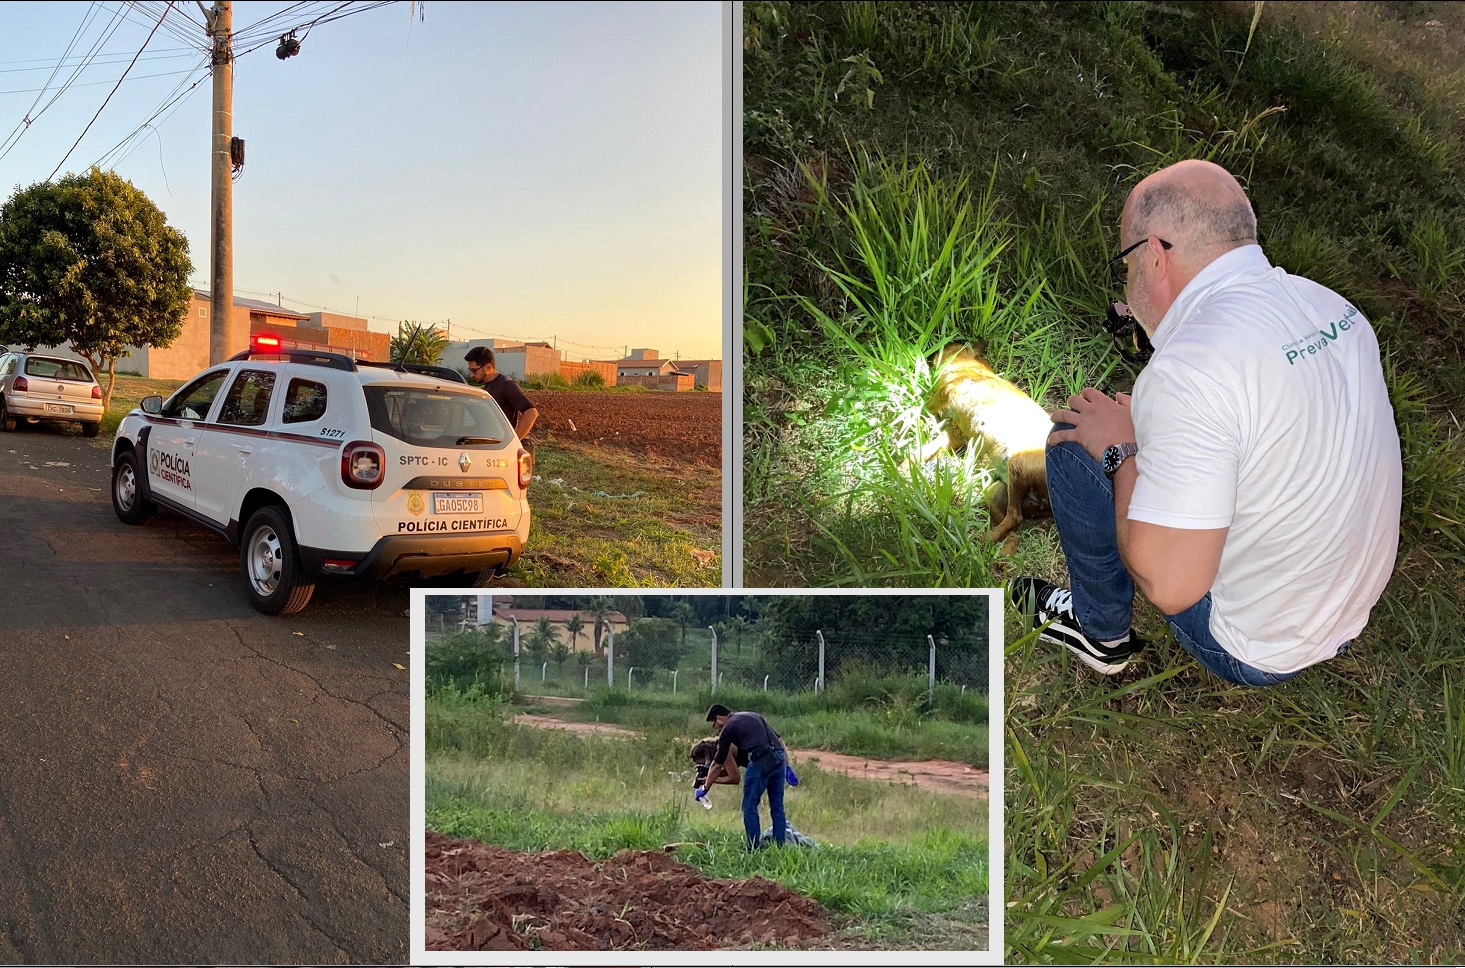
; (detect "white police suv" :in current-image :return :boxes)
[110,342,532,614]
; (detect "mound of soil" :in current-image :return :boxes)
[425,830,831,951]
[531,390,721,467]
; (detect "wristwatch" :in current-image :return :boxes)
[1102,442,1139,478]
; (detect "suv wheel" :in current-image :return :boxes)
[0,397,14,432]
[112,450,156,524]
[241,505,315,615]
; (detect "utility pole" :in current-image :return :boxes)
[201,0,237,364]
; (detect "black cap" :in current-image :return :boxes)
[705,703,731,722]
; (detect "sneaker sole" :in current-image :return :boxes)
[1034,621,1134,675]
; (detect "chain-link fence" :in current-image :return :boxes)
[424,593,991,703]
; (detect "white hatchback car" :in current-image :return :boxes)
[110,344,533,614]
[0,351,106,437]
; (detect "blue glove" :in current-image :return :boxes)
[694,786,708,800]
[785,765,799,787]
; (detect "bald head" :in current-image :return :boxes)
[1123,160,1257,268]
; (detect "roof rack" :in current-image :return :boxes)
[356,360,468,383]
[227,349,358,371]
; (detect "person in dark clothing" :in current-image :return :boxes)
[702,703,797,849]
[463,345,539,447]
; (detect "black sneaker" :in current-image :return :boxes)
[1009,576,1143,674]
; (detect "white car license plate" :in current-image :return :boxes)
[433,492,483,514]
[42,403,74,414]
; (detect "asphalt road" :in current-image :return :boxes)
[0,425,410,964]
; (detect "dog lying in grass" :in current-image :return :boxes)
[913,342,1052,555]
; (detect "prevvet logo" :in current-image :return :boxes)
[1283,305,1361,366]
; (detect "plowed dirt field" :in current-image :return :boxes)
[424,831,830,951]
[532,391,720,467]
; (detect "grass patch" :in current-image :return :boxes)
[506,443,721,588]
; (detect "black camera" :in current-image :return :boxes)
[1101,303,1154,366]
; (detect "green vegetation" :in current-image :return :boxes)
[426,687,990,948]
[0,168,193,412]
[744,1,1465,962]
[508,443,720,587]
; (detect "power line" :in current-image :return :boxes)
[94,57,210,170]
[0,48,197,74]
[48,1,173,181]
[0,2,132,164]
[0,65,205,97]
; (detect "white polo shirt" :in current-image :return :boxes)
[1129,245,1402,674]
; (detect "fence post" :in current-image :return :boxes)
[628,667,635,690]
[672,670,679,693]
[584,666,589,690]
[708,626,718,697]
[928,634,936,706]
[542,661,548,683]
[815,630,825,693]
[763,674,769,692]
[607,627,615,689]
[512,617,521,691]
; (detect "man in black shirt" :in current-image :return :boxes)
[702,703,790,849]
[463,345,539,448]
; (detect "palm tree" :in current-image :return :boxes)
[587,598,615,658]
[526,616,555,667]
[389,321,449,365]
[728,613,750,656]
[550,641,572,677]
[670,600,696,650]
[564,613,585,653]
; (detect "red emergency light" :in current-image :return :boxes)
[252,334,282,352]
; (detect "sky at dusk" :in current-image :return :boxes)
[0,1,724,361]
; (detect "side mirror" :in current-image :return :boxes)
[140,395,163,415]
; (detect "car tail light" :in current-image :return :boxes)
[341,441,386,490]
[517,447,533,489]
[13,376,26,392]
[91,385,102,399]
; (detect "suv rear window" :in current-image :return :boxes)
[25,357,93,382]
[363,386,513,448]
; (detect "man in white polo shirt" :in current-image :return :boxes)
[1011,159,1402,686]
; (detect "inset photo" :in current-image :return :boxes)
[411,589,1000,959]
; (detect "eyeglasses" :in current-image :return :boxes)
[467,363,484,375]
[1108,237,1172,279]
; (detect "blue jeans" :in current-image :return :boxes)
[742,748,786,849]
[1047,427,1309,688]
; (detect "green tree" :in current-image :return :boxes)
[526,616,555,668]
[564,613,585,652]
[0,168,192,411]
[619,617,687,671]
[550,640,571,677]
[389,321,448,364]
[670,600,696,649]
[588,597,615,657]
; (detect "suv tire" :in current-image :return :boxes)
[112,450,156,524]
[241,505,315,615]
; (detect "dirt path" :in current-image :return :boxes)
[510,713,989,798]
